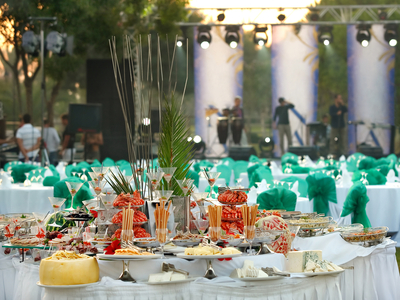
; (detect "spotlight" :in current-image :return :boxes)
[22,31,40,56]
[46,31,66,56]
[217,11,225,22]
[177,36,185,47]
[309,9,319,22]
[253,26,268,47]
[277,14,286,22]
[384,24,398,47]
[197,26,212,50]
[193,135,202,143]
[225,25,240,49]
[356,25,371,47]
[318,26,333,46]
[378,10,387,20]
[142,118,151,126]
[187,137,193,142]
[259,137,274,158]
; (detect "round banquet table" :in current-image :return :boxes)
[0,183,54,214]
[1,232,399,300]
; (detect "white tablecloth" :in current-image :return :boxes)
[0,183,53,214]
[2,233,399,300]
[274,173,308,181]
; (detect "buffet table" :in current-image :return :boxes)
[2,233,399,300]
[0,183,53,214]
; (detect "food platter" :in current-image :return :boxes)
[139,277,199,285]
[218,201,247,206]
[97,253,162,260]
[286,217,333,230]
[176,253,242,259]
[340,226,388,246]
[289,269,345,277]
[172,239,202,247]
[36,281,100,289]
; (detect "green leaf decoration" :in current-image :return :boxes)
[106,168,134,194]
[158,97,194,196]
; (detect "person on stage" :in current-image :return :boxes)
[273,97,294,154]
[231,96,248,146]
[329,94,348,156]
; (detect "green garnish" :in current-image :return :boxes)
[21,214,26,218]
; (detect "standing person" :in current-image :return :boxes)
[15,113,41,162]
[81,132,103,161]
[231,96,248,146]
[42,119,60,165]
[329,94,348,156]
[232,96,244,118]
[273,97,294,154]
[59,114,75,163]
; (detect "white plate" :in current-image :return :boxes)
[164,246,186,253]
[236,276,283,282]
[139,277,199,285]
[36,281,100,289]
[290,269,345,277]
[176,253,242,259]
[97,254,162,260]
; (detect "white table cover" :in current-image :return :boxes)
[2,233,399,300]
[0,183,53,214]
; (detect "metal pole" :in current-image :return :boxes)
[40,20,45,167]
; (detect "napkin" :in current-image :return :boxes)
[256,179,268,194]
[340,182,371,227]
[269,161,283,176]
[340,169,353,187]
[0,173,12,188]
[386,169,398,183]
[303,155,316,168]
[290,181,300,197]
[247,186,258,204]
[257,187,297,211]
[339,155,346,162]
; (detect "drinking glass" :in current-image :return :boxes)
[244,225,256,255]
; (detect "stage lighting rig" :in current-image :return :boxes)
[384,24,398,47]
[356,25,371,47]
[22,31,40,56]
[318,26,333,46]
[225,25,240,49]
[253,26,268,46]
[197,26,212,49]
[177,37,184,47]
[46,31,67,56]
[309,9,319,22]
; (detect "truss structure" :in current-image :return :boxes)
[179,5,400,26]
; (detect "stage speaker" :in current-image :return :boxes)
[69,104,102,133]
[288,146,319,160]
[357,144,383,158]
[87,59,134,161]
[228,146,257,161]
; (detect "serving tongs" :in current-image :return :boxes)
[261,267,290,277]
[161,262,189,276]
[121,240,146,253]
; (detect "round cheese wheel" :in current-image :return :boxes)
[39,256,99,285]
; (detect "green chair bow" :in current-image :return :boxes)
[3,161,21,172]
[346,152,366,172]
[221,157,235,167]
[340,182,371,227]
[11,164,40,183]
[90,160,102,168]
[116,160,130,167]
[102,158,115,167]
[306,173,337,215]
[352,169,387,185]
[280,176,308,197]
[216,164,232,185]
[249,155,260,163]
[281,152,299,166]
[250,165,273,188]
[186,169,200,187]
[358,157,376,170]
[53,177,93,209]
[232,160,248,180]
[205,185,219,199]
[257,187,297,211]
[193,160,214,173]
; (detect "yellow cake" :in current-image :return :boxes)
[39,251,99,285]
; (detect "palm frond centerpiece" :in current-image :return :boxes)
[158,97,194,196]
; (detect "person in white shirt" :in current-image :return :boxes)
[15,114,41,162]
[42,119,60,165]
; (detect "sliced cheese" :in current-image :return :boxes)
[286,250,322,273]
[171,273,187,281]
